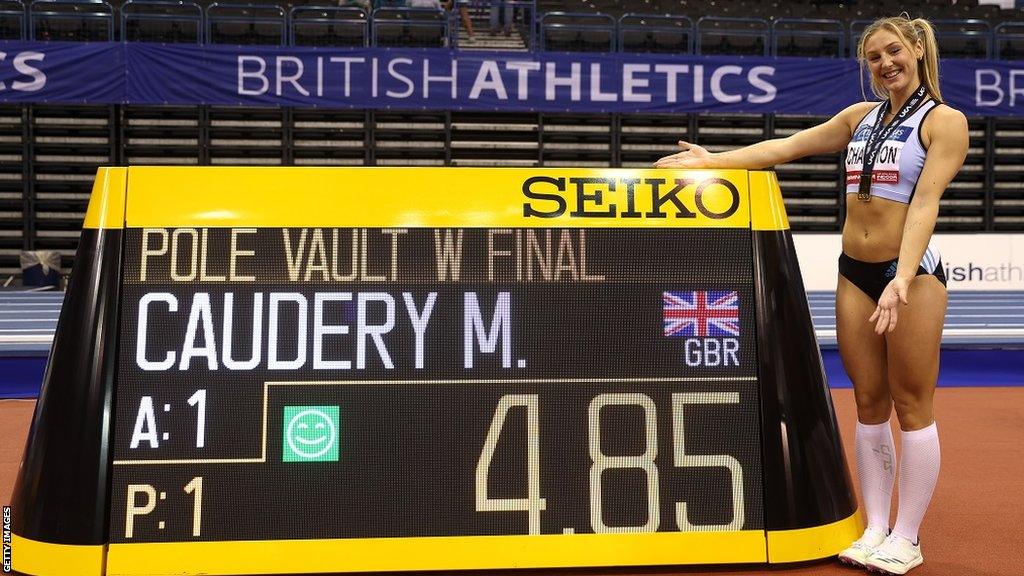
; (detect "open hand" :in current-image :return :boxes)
[868,277,911,334]
[654,140,714,169]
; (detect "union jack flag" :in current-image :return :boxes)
[663,291,740,337]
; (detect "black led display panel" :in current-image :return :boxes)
[109,227,763,543]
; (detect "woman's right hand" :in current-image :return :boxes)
[653,140,715,169]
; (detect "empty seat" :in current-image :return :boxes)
[620,28,650,52]
[541,12,615,53]
[620,15,692,54]
[544,26,581,51]
[207,3,285,45]
[123,0,202,43]
[0,0,24,40]
[291,7,368,48]
[31,0,113,42]
[772,17,844,57]
[931,19,991,59]
[405,8,446,48]
[996,21,1024,60]
[698,17,768,56]
[580,27,613,51]
[209,20,249,44]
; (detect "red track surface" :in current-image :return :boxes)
[2,388,1022,576]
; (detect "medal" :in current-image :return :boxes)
[858,173,873,202]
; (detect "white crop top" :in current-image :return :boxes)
[844,99,940,204]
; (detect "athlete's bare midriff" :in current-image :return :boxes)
[839,100,919,262]
[841,192,910,261]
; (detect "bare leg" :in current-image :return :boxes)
[837,275,891,423]
[460,5,474,37]
[885,276,946,431]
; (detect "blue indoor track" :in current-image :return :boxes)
[2,289,1022,398]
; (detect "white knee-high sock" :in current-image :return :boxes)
[893,422,940,543]
[856,419,896,532]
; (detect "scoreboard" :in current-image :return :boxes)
[10,168,860,576]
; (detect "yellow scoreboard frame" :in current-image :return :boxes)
[10,167,861,576]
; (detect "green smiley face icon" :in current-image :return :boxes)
[283,406,340,462]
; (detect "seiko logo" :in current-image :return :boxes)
[522,176,740,220]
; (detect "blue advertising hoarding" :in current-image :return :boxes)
[1,41,1023,116]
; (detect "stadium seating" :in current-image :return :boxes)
[931,18,991,58]
[207,3,286,45]
[30,0,112,41]
[0,103,23,276]
[30,105,116,260]
[374,111,448,166]
[540,11,615,51]
[291,6,367,47]
[697,16,769,56]
[450,112,540,167]
[619,15,693,54]
[995,20,1024,60]
[772,18,844,58]
[0,0,24,38]
[372,7,446,48]
[292,109,369,166]
[2,0,1024,276]
[122,0,201,43]
[992,117,1024,231]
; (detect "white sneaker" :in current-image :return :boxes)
[837,527,889,567]
[865,534,924,575]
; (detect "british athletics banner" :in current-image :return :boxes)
[0,42,123,103]
[124,43,861,114]
[2,41,1024,116]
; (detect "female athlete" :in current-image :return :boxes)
[654,16,968,575]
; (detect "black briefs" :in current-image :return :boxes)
[838,252,947,303]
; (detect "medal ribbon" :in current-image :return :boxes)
[857,84,928,201]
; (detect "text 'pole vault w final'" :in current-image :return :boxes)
[10,167,861,576]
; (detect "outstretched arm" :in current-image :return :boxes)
[654,102,875,169]
[870,105,969,334]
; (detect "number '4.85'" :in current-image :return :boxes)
[474,392,744,534]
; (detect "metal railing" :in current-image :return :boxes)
[0,0,25,39]
[371,6,446,48]
[618,14,694,54]
[1,1,1023,278]
[850,18,994,59]
[539,11,614,52]
[205,2,286,45]
[771,18,844,58]
[0,0,1014,57]
[289,6,368,47]
[696,16,770,56]
[29,0,113,41]
[122,0,202,43]
[995,21,1024,60]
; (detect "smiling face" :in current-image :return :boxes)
[293,412,331,446]
[285,407,339,460]
[863,28,924,97]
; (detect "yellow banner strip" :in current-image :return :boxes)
[83,167,127,230]
[11,534,106,576]
[106,531,766,575]
[749,169,790,231]
[122,167,754,229]
[767,510,863,563]
[14,514,858,574]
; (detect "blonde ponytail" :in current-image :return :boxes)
[857,15,943,102]
[912,18,942,102]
